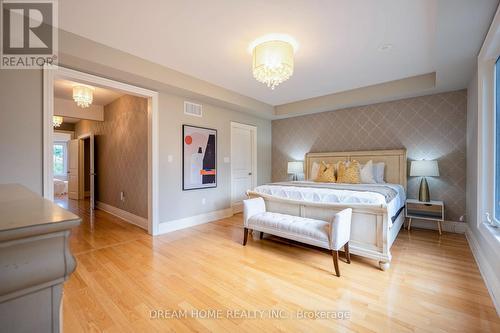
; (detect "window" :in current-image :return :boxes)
[496,56,500,220]
[53,142,67,177]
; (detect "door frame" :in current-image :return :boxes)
[230,121,257,213]
[77,132,94,208]
[43,66,160,235]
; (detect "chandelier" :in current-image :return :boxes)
[53,116,63,127]
[73,85,94,108]
[251,36,296,90]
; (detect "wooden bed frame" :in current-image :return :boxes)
[247,149,407,270]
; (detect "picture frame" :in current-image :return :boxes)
[182,125,217,190]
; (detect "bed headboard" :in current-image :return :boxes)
[305,149,407,190]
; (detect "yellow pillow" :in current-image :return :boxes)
[315,162,336,182]
[337,160,361,184]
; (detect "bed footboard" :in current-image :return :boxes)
[247,191,398,270]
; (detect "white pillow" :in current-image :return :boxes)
[360,160,377,184]
[373,162,386,183]
[310,162,321,181]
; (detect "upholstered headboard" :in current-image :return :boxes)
[305,149,407,190]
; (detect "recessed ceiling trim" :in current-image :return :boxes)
[275,72,436,118]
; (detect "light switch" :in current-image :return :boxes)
[167,155,173,163]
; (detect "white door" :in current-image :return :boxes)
[231,123,256,212]
[67,139,79,200]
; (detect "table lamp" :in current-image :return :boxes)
[410,160,439,202]
[287,161,304,181]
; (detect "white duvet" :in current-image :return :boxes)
[253,182,406,220]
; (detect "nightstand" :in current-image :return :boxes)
[405,199,444,235]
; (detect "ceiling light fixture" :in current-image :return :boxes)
[53,116,63,127]
[72,85,94,108]
[250,34,298,90]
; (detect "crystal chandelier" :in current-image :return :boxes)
[53,116,63,127]
[73,85,94,108]
[252,38,295,90]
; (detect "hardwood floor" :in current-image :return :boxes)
[59,199,500,332]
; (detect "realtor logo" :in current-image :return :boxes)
[1,0,58,69]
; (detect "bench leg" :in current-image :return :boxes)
[243,228,248,246]
[259,231,264,240]
[344,242,351,264]
[332,250,340,277]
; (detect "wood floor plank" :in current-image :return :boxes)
[59,198,500,332]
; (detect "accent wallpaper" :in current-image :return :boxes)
[272,90,467,222]
[75,94,148,218]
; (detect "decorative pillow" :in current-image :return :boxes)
[315,162,336,182]
[310,162,321,181]
[373,162,386,183]
[337,160,361,184]
[360,160,377,184]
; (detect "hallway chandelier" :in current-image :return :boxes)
[53,116,63,127]
[73,85,94,108]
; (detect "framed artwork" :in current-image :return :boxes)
[182,125,217,190]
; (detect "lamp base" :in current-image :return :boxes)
[418,177,430,202]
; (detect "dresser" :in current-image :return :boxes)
[0,184,81,333]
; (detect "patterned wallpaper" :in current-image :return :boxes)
[272,90,467,222]
[75,95,148,218]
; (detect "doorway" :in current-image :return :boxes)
[230,122,257,213]
[43,67,159,235]
[71,133,94,210]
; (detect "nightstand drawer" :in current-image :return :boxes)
[406,203,443,219]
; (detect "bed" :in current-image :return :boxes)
[247,149,407,270]
[53,178,68,196]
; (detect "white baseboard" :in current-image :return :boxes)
[96,201,148,230]
[465,226,500,316]
[158,208,234,235]
[408,219,467,233]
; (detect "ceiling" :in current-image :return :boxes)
[59,0,498,106]
[54,79,123,106]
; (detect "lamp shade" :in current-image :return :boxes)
[252,40,294,90]
[410,160,439,177]
[287,161,303,174]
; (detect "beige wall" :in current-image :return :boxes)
[272,90,467,222]
[0,70,43,193]
[158,93,271,222]
[76,95,148,218]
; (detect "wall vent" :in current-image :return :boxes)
[184,101,203,117]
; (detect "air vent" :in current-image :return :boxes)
[184,101,203,117]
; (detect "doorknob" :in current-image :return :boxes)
[248,172,252,175]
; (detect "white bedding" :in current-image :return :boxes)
[253,182,406,222]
